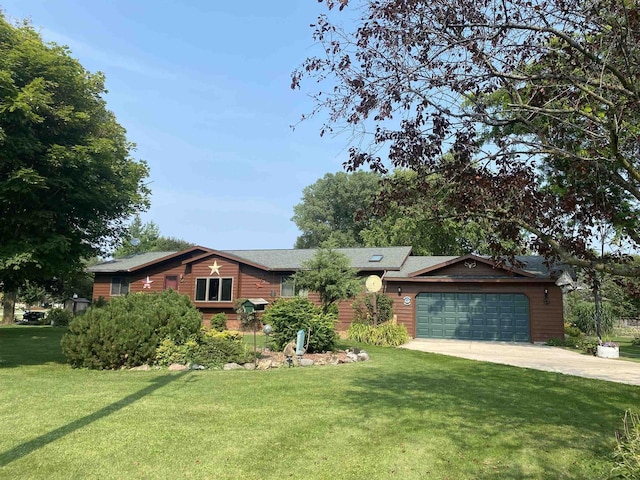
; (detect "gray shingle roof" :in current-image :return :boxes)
[87,247,556,279]
[222,246,412,271]
[384,255,559,278]
[87,251,178,273]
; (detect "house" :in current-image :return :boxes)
[88,246,566,342]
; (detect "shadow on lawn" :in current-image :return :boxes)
[0,372,189,467]
[338,352,640,478]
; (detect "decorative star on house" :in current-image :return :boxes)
[208,261,221,276]
[143,276,153,289]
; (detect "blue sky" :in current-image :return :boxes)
[1,0,354,250]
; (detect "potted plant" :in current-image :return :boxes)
[596,340,620,359]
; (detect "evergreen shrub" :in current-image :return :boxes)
[210,312,227,332]
[61,290,202,369]
[46,308,73,326]
[154,330,252,368]
[190,330,253,368]
[261,297,338,353]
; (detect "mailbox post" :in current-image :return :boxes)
[240,298,269,366]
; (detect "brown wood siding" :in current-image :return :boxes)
[92,274,112,300]
[426,262,518,278]
[389,281,563,342]
[128,261,189,296]
[238,265,281,301]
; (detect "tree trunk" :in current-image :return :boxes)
[594,278,602,340]
[2,290,17,324]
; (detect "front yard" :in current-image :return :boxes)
[1,325,639,479]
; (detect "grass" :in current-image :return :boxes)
[609,336,640,363]
[1,326,639,479]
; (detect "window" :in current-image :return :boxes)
[111,277,129,296]
[195,278,233,302]
[281,276,308,298]
[369,254,384,262]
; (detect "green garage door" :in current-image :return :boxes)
[416,293,530,342]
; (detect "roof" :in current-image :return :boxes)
[87,246,212,273]
[222,246,413,271]
[87,246,557,279]
[88,251,178,273]
[384,254,559,279]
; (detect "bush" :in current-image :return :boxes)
[579,336,600,355]
[154,330,252,368]
[61,290,203,369]
[348,320,410,347]
[46,308,73,327]
[261,297,338,353]
[568,301,615,336]
[612,410,640,479]
[564,322,583,339]
[210,313,227,332]
[352,293,394,325]
[632,336,640,347]
[190,330,253,368]
[155,337,193,366]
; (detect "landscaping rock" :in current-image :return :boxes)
[357,352,370,362]
[257,359,272,370]
[243,362,256,370]
[283,341,296,357]
[223,362,244,370]
[130,364,150,371]
[299,358,314,367]
[168,363,188,371]
[190,363,206,370]
[346,352,359,362]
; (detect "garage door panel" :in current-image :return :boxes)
[416,293,530,342]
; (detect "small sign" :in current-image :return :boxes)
[403,296,411,306]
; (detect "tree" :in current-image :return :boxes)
[292,0,640,277]
[292,171,380,248]
[293,169,513,255]
[113,215,194,258]
[113,215,160,257]
[291,246,362,313]
[360,169,521,255]
[0,15,149,323]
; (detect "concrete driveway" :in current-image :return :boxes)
[401,339,640,386]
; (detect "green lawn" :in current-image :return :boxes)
[609,336,640,363]
[1,326,639,479]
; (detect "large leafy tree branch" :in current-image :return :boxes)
[0,15,150,322]
[292,0,640,276]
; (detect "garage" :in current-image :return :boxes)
[415,292,530,342]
